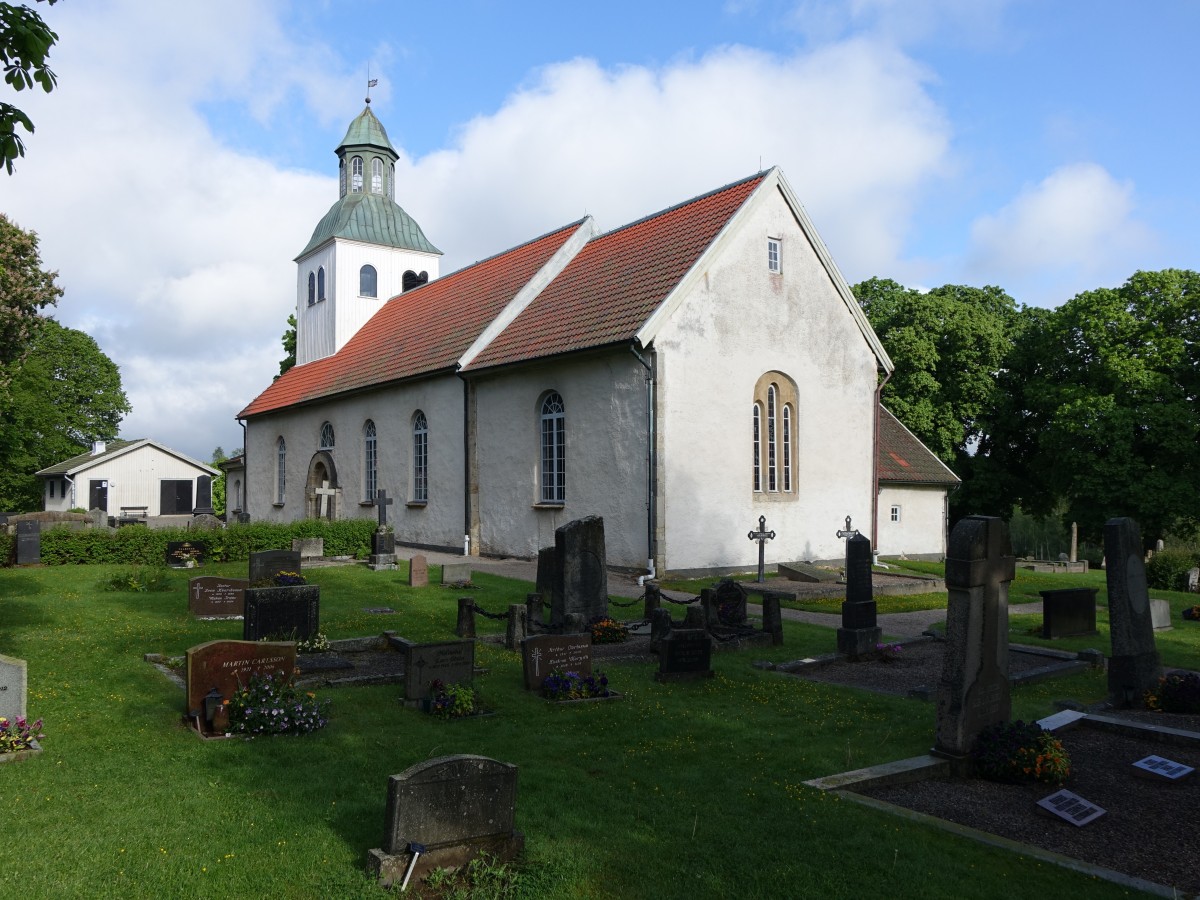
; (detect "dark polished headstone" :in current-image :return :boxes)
[15,520,39,566]
[1104,517,1161,706]
[404,640,474,700]
[185,639,296,721]
[248,549,301,585]
[166,540,207,568]
[1040,588,1098,638]
[521,633,592,690]
[760,591,784,646]
[243,585,319,641]
[655,629,714,682]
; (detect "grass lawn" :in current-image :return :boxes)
[1,560,1190,898]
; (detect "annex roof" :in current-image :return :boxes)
[240,221,587,419]
[876,408,960,486]
[36,439,220,477]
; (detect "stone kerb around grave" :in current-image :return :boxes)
[367,754,524,887]
[934,515,1015,759]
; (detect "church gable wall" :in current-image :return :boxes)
[653,184,879,571]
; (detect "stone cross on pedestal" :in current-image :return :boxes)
[747,515,776,584]
[375,490,394,528]
[314,480,336,518]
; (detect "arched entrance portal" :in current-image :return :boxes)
[305,452,339,520]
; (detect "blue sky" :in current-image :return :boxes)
[5,0,1198,462]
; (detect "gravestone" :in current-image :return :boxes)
[505,604,527,651]
[837,533,881,659]
[649,607,672,650]
[403,640,475,701]
[243,584,320,641]
[1150,599,1172,631]
[456,598,477,638]
[535,546,555,601]
[292,537,324,559]
[248,549,301,585]
[189,513,222,531]
[521,633,592,690]
[407,554,428,587]
[655,629,714,682]
[369,531,396,571]
[549,517,608,631]
[16,520,40,565]
[0,654,28,721]
[1104,517,1161,707]
[166,540,206,568]
[760,591,784,646]
[367,755,524,888]
[194,475,215,516]
[526,592,544,627]
[184,639,296,727]
[442,562,472,584]
[713,579,747,626]
[934,516,1015,758]
[188,576,248,619]
[1039,588,1098,638]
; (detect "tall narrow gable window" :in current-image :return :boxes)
[412,411,428,503]
[363,420,377,502]
[752,373,798,500]
[766,385,778,492]
[307,272,316,306]
[360,264,377,298]
[540,392,565,504]
[752,403,762,492]
[782,404,793,492]
[371,157,383,194]
[276,437,287,504]
[767,237,781,274]
[351,156,363,193]
[317,267,326,302]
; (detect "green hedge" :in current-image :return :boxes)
[1146,548,1200,592]
[0,531,12,566]
[34,520,378,566]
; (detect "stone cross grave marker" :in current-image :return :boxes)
[934,515,1015,758]
[1104,517,1161,706]
[248,549,301,585]
[407,554,429,587]
[314,480,336,518]
[375,489,394,527]
[403,640,475,701]
[747,515,776,583]
[655,629,714,682]
[367,755,524,888]
[837,532,880,659]
[188,576,248,619]
[550,516,608,630]
[521,633,592,690]
[0,654,28,721]
[184,639,296,731]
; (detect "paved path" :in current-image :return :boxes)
[409,549,1043,640]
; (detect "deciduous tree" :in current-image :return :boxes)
[1,0,59,174]
[0,212,61,384]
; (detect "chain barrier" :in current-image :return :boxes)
[608,593,644,609]
[663,594,701,606]
[467,603,509,621]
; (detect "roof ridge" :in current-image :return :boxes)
[437,217,591,280]
[592,170,769,242]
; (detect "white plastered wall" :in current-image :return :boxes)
[653,183,881,572]
[53,446,215,515]
[876,484,949,559]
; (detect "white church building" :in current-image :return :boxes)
[238,105,953,575]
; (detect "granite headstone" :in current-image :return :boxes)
[403,640,475,700]
[655,629,714,682]
[1104,517,1161,706]
[248,549,302,584]
[550,516,608,631]
[0,654,27,721]
[521,633,592,690]
[188,576,248,619]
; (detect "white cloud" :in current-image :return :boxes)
[782,0,1016,49]
[967,162,1157,305]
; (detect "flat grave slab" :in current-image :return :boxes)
[1035,789,1106,826]
[1131,755,1194,782]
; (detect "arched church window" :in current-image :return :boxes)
[276,437,286,504]
[307,271,316,306]
[371,157,383,194]
[363,420,377,502]
[766,384,778,492]
[360,265,377,298]
[752,403,762,492]
[351,156,363,193]
[317,267,326,301]
[539,392,565,504]
[412,411,428,503]
[752,373,798,499]
[319,422,335,450]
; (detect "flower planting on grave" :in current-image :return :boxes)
[0,715,44,754]
[225,672,329,736]
[427,679,483,719]
[970,720,1070,785]
[1184,605,1200,622]
[541,669,612,701]
[1144,671,1200,714]
[256,570,306,587]
[876,642,903,661]
[295,632,330,653]
[589,616,628,644]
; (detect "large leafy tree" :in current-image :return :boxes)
[278,313,296,377]
[853,278,1019,464]
[1,0,59,174]
[0,212,61,385]
[0,317,130,509]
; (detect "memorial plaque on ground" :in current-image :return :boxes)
[166,540,206,568]
[248,549,302,585]
[521,634,592,690]
[189,576,247,619]
[15,521,39,566]
[442,562,472,584]
[655,629,714,682]
[184,639,296,717]
[408,554,428,587]
[1131,755,1194,782]
[243,585,320,641]
[404,640,475,700]
[0,653,27,721]
[1035,789,1106,826]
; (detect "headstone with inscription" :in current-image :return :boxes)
[367,755,524,888]
[369,530,396,571]
[934,516,1015,758]
[403,640,475,701]
[248,549,302,585]
[1105,517,1161,707]
[292,537,324,559]
[549,516,608,631]
[15,520,39,566]
[837,533,881,659]
[166,540,206,568]
[521,633,592,690]
[243,584,320,641]
[184,639,296,732]
[1189,567,1200,593]
[189,576,248,619]
[655,629,714,682]
[407,554,429,588]
[1150,598,1172,631]
[442,562,472,584]
[0,654,28,721]
[1039,588,1098,638]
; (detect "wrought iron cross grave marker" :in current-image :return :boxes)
[747,515,776,583]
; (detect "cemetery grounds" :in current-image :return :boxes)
[1,560,1196,898]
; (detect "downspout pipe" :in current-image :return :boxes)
[871,369,892,564]
[630,343,657,585]
[63,474,75,510]
[238,417,247,521]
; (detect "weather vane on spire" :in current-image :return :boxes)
[366,64,378,104]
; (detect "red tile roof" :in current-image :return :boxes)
[877,407,960,485]
[239,222,583,418]
[464,173,766,370]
